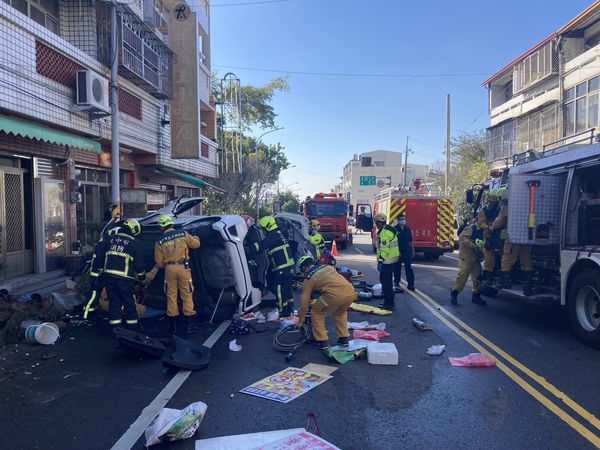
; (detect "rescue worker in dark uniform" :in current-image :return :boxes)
[374,213,400,311]
[477,189,500,282]
[145,214,201,334]
[90,219,145,329]
[297,256,356,349]
[451,223,486,305]
[393,214,415,292]
[243,215,267,289]
[308,218,325,260]
[256,216,295,317]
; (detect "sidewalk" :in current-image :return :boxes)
[0,270,69,296]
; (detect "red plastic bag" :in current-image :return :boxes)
[352,329,390,341]
[448,352,495,367]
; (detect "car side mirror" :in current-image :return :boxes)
[466,189,474,204]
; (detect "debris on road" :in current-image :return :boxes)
[240,367,332,403]
[145,400,208,447]
[114,328,166,358]
[426,345,446,356]
[162,336,211,371]
[449,352,496,367]
[24,322,60,345]
[267,309,279,321]
[348,303,393,315]
[302,363,337,375]
[325,347,366,364]
[63,372,79,379]
[328,339,371,352]
[194,428,340,450]
[348,321,386,331]
[229,339,242,352]
[352,329,390,341]
[367,342,399,365]
[412,317,433,331]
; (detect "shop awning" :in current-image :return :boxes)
[156,166,225,193]
[0,114,101,153]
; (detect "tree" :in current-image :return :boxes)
[277,190,301,214]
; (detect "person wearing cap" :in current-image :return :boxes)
[90,218,145,330]
[393,213,415,292]
[374,213,400,310]
[146,214,201,334]
[256,216,295,317]
[297,256,355,349]
[477,189,501,282]
[451,222,486,306]
[242,215,268,290]
[308,218,325,260]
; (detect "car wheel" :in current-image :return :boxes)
[568,269,600,349]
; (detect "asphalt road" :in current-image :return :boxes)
[1,233,600,449]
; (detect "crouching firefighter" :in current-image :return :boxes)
[257,216,295,317]
[297,256,356,349]
[90,219,145,329]
[146,214,201,335]
[451,223,486,306]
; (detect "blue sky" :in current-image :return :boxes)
[209,0,593,198]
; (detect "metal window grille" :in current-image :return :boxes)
[4,173,24,253]
[35,41,84,88]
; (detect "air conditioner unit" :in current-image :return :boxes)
[76,70,109,113]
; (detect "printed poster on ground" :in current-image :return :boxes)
[240,367,331,403]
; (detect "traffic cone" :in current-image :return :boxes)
[331,240,339,256]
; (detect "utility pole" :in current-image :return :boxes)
[445,94,451,195]
[110,0,120,210]
[403,136,409,187]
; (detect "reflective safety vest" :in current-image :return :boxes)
[376,225,400,264]
[308,232,325,259]
[258,229,295,273]
[91,232,145,281]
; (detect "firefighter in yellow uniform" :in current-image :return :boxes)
[308,219,325,260]
[297,256,356,349]
[490,189,534,295]
[374,213,400,311]
[451,223,486,305]
[477,189,500,280]
[147,214,201,334]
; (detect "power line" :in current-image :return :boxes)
[213,64,492,79]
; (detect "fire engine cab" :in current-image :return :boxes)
[301,192,349,249]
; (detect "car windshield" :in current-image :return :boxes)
[307,201,347,216]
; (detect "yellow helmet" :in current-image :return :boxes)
[298,255,314,270]
[488,189,499,202]
[374,213,387,223]
[122,218,141,237]
[497,186,507,200]
[258,216,278,232]
[157,214,174,228]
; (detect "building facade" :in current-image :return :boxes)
[340,150,428,206]
[0,0,217,279]
[484,1,600,169]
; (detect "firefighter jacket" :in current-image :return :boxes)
[477,205,500,239]
[458,224,483,258]
[154,227,201,268]
[376,225,400,264]
[256,229,295,273]
[298,264,355,324]
[91,232,145,281]
[492,206,509,240]
[308,232,325,258]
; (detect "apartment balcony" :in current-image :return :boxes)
[490,87,559,127]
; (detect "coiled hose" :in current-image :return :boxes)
[273,323,312,360]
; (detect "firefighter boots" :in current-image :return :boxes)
[500,272,512,289]
[450,289,459,305]
[472,292,487,305]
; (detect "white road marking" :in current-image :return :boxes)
[412,263,458,271]
[111,320,231,450]
[355,248,365,255]
[444,254,459,261]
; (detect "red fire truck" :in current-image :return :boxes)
[302,193,349,249]
[358,180,455,260]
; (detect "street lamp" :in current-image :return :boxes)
[255,127,284,217]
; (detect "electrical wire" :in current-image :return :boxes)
[273,322,311,353]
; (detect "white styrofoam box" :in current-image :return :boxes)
[367,342,398,365]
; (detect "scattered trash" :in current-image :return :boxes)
[51,291,85,312]
[412,317,433,331]
[229,339,242,352]
[301,363,337,375]
[59,359,64,362]
[371,283,383,296]
[230,394,234,399]
[328,339,371,352]
[348,303,393,315]
[42,352,57,360]
[256,312,266,323]
[357,291,373,301]
[24,370,32,375]
[348,321,369,329]
[63,373,79,379]
[367,342,399,365]
[255,430,340,450]
[20,320,41,331]
[240,367,332,403]
[325,347,366,364]
[267,309,279,322]
[114,328,166,358]
[194,428,340,450]
[240,312,258,321]
[407,365,413,368]
[25,322,60,345]
[229,319,250,335]
[278,317,299,330]
[145,401,208,447]
[352,329,390,341]
[162,336,211,371]
[426,345,446,356]
[449,353,496,367]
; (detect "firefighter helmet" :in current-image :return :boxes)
[258,216,278,232]
[298,255,314,270]
[374,213,387,223]
[497,186,508,201]
[122,218,141,237]
[157,214,174,229]
[487,189,499,202]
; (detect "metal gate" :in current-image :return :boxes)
[0,169,26,277]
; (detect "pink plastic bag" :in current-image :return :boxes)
[448,352,495,367]
[352,329,390,341]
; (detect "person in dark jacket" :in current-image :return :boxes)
[393,214,415,291]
